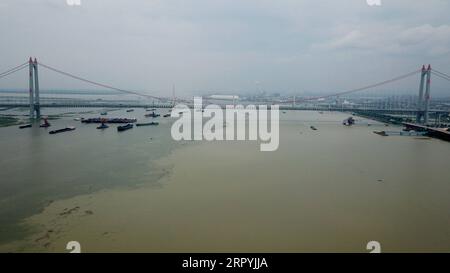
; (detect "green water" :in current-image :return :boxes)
[0,108,178,243]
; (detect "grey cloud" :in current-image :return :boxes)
[314,24,450,56]
[0,0,449,96]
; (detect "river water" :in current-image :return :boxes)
[1,109,450,252]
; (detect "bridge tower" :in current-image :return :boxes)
[28,58,34,118]
[33,58,40,118]
[27,57,40,119]
[416,64,431,124]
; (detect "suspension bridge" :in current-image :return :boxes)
[1,58,450,126]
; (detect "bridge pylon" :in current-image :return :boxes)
[28,58,34,118]
[416,64,431,124]
[27,57,40,119]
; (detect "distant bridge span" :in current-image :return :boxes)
[1,101,449,116]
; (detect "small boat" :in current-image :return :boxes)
[373,131,388,136]
[19,124,32,129]
[74,118,81,121]
[96,123,109,129]
[117,123,133,131]
[126,109,134,112]
[40,117,51,128]
[343,117,355,126]
[136,122,159,127]
[310,126,317,131]
[163,113,171,118]
[49,126,76,134]
[100,112,107,115]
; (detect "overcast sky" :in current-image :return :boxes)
[1,0,450,97]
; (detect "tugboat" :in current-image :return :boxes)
[136,122,159,127]
[343,117,355,126]
[97,123,109,129]
[49,126,76,134]
[40,117,51,128]
[117,123,133,131]
[96,118,109,129]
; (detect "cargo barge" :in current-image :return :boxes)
[81,118,137,124]
[117,123,133,131]
[49,126,76,134]
[136,122,159,127]
[145,112,160,118]
[19,124,32,129]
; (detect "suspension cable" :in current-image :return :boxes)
[37,62,166,101]
[432,69,450,79]
[431,69,450,82]
[0,62,28,76]
[4,60,443,105]
[0,63,28,80]
[431,71,450,82]
[283,69,422,103]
